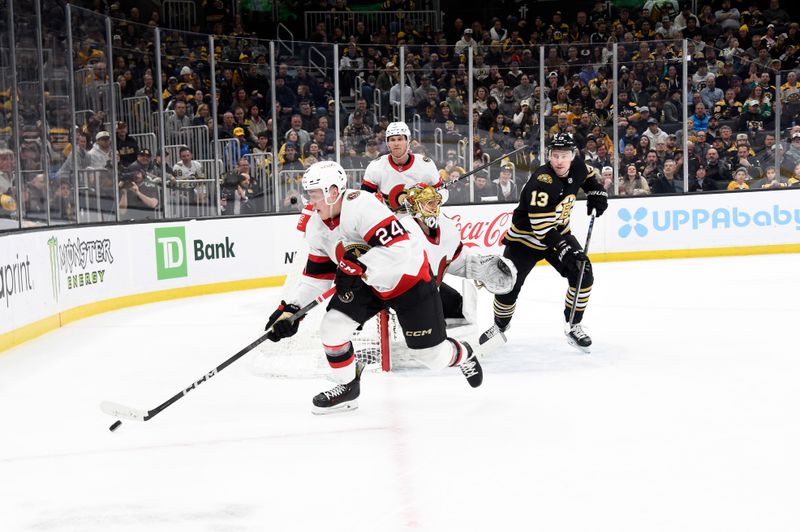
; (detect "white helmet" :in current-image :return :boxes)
[302,161,348,204]
[385,121,411,142]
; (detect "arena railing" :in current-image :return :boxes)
[1,5,798,234]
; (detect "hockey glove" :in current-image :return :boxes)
[586,190,608,217]
[335,251,366,296]
[464,254,518,295]
[265,301,303,342]
[555,239,588,275]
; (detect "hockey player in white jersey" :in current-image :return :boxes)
[264,161,505,414]
[361,121,444,211]
[400,183,517,324]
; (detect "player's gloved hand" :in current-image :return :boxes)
[265,301,303,342]
[586,190,608,217]
[335,251,366,296]
[555,239,588,275]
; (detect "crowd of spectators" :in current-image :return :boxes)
[3,0,800,226]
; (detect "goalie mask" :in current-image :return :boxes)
[405,183,442,229]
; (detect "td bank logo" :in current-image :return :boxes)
[155,226,188,279]
[155,226,237,280]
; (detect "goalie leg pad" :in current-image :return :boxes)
[465,254,518,295]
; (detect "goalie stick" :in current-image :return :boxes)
[100,286,337,428]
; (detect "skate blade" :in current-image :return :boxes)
[566,336,591,354]
[311,399,359,415]
[473,329,507,358]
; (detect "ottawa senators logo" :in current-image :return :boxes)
[386,183,408,211]
[346,191,360,200]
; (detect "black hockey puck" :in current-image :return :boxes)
[109,420,122,432]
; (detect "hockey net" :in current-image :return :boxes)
[252,250,478,379]
[253,248,402,378]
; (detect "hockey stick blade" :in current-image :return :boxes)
[100,400,148,422]
[98,286,337,425]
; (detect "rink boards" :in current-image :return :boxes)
[2,189,798,350]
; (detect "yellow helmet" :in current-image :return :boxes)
[1,193,17,212]
[405,184,442,228]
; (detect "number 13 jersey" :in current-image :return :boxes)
[504,160,604,251]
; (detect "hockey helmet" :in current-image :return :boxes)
[385,121,411,142]
[547,132,577,162]
[405,183,442,229]
[549,132,577,151]
[302,160,348,204]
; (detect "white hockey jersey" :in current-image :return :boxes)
[401,214,467,285]
[291,190,431,307]
[361,153,443,210]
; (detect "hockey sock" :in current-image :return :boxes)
[564,283,592,323]
[493,297,515,330]
[446,338,466,367]
[323,341,357,384]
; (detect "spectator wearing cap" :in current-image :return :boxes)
[738,100,766,137]
[642,118,668,148]
[727,167,751,190]
[86,130,113,169]
[232,127,252,159]
[493,163,518,202]
[126,148,155,177]
[689,164,718,192]
[348,98,376,129]
[628,106,652,133]
[455,28,479,57]
[115,122,139,167]
[342,111,373,155]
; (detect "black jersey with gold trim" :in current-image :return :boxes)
[504,159,604,251]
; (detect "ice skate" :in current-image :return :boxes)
[479,322,508,347]
[457,342,483,388]
[565,323,591,354]
[312,362,364,415]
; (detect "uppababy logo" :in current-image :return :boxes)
[617,205,800,239]
[618,207,649,238]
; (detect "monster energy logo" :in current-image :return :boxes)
[47,235,114,298]
[48,236,60,301]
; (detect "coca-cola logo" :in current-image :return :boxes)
[449,211,512,248]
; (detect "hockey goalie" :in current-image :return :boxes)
[263,161,506,414]
[400,183,517,332]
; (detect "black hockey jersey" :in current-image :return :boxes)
[504,159,604,251]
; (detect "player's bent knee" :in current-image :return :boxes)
[409,341,452,371]
[320,309,362,347]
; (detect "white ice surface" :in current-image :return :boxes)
[1,254,799,532]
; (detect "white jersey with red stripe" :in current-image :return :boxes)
[361,153,443,210]
[400,214,466,285]
[289,189,430,308]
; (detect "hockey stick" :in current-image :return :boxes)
[100,286,337,429]
[441,146,526,189]
[568,213,596,327]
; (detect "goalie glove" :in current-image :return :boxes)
[464,254,517,295]
[265,301,303,342]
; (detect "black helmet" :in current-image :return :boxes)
[549,133,576,150]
